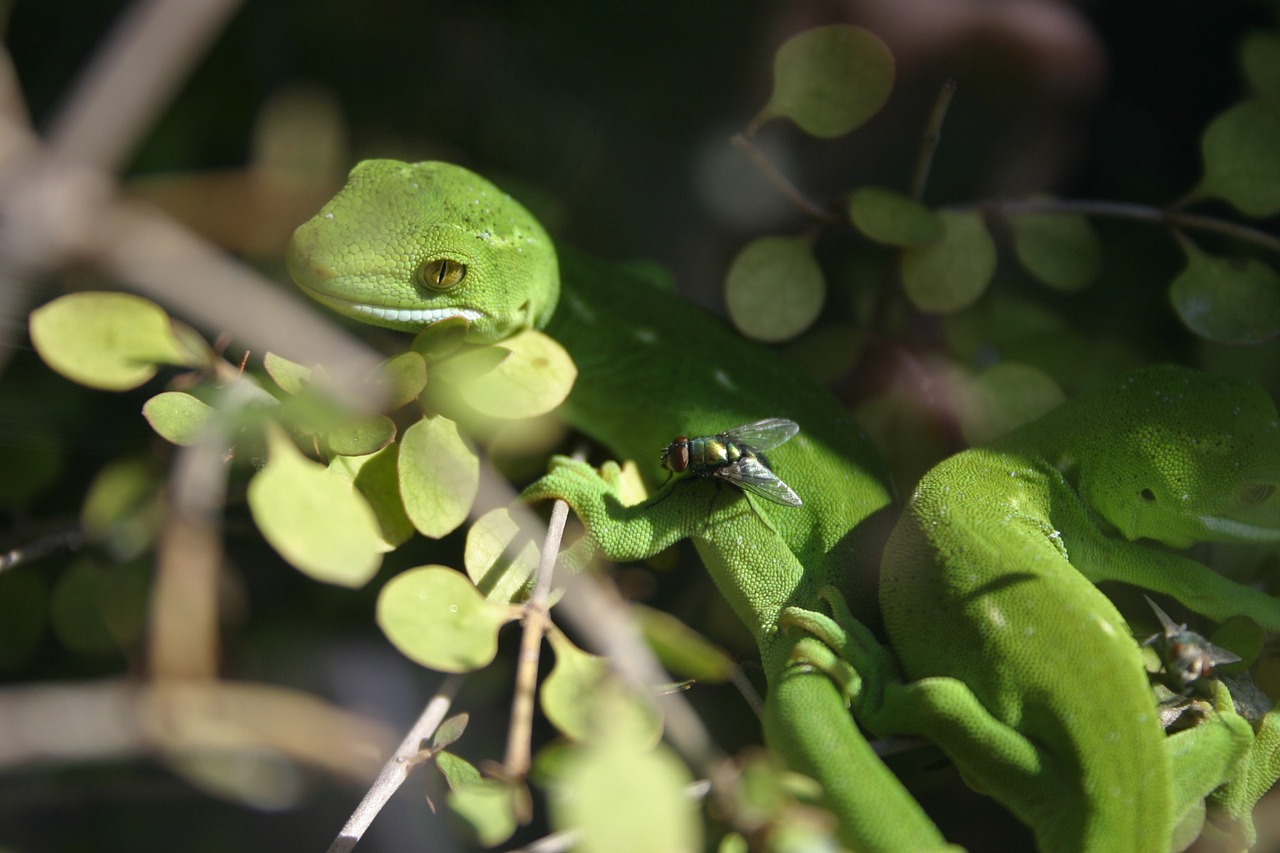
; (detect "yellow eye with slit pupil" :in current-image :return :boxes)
[421,258,467,290]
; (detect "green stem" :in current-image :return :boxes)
[731,133,841,224]
[911,79,957,201]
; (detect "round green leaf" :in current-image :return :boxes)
[411,316,472,360]
[457,330,577,419]
[446,777,520,847]
[541,631,662,744]
[398,415,480,538]
[954,363,1065,446]
[329,445,415,548]
[1007,206,1101,292]
[848,187,943,247]
[326,414,397,456]
[634,605,736,683]
[550,718,700,853]
[755,25,894,138]
[725,236,825,342]
[1169,245,1280,345]
[900,210,996,313]
[263,351,312,396]
[1198,99,1280,218]
[81,455,164,559]
[377,565,516,672]
[464,507,540,601]
[373,351,428,410]
[247,428,386,586]
[29,292,195,390]
[1242,32,1280,101]
[143,391,216,445]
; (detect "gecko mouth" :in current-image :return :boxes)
[1197,515,1280,542]
[298,285,485,327]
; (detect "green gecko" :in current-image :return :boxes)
[288,159,952,851]
[791,365,1280,853]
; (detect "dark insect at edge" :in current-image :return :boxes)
[660,417,803,508]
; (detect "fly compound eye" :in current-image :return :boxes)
[662,438,690,473]
[420,258,467,290]
[1239,482,1277,507]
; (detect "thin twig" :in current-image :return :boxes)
[326,674,465,853]
[504,498,571,776]
[731,133,841,224]
[910,79,957,201]
[0,525,84,574]
[968,197,1280,256]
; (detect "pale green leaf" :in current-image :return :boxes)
[954,363,1065,446]
[326,414,397,456]
[848,187,943,247]
[1007,206,1101,292]
[725,236,825,342]
[541,631,662,744]
[398,415,479,538]
[900,210,996,313]
[81,456,163,559]
[1169,244,1280,345]
[430,345,511,384]
[436,751,482,789]
[142,391,216,446]
[755,25,894,138]
[329,445,415,548]
[433,713,470,750]
[411,316,472,360]
[1242,32,1280,101]
[247,427,386,586]
[464,507,540,601]
[635,605,736,683]
[29,292,196,391]
[447,778,520,847]
[550,717,700,853]
[376,565,516,672]
[263,351,312,395]
[457,330,577,419]
[1198,99,1280,218]
[373,351,427,410]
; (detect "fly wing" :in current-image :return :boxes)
[718,418,800,452]
[716,453,803,507]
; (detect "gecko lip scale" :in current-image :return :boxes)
[297,282,486,326]
[1196,514,1280,542]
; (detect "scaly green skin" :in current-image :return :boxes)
[859,365,1280,853]
[289,160,952,852]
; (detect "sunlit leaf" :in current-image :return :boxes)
[1198,99,1280,218]
[1169,243,1280,344]
[143,391,216,445]
[411,316,472,360]
[753,25,894,138]
[725,236,825,342]
[29,292,197,390]
[373,351,428,410]
[900,210,996,313]
[464,507,540,601]
[329,445,416,548]
[1007,205,1101,292]
[457,330,577,419]
[377,565,516,672]
[326,414,396,456]
[398,415,479,538]
[430,345,511,384]
[541,630,662,744]
[1242,32,1280,101]
[447,776,521,847]
[848,187,943,247]
[549,698,700,853]
[436,751,482,789]
[247,427,386,586]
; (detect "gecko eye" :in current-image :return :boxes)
[1139,488,1157,503]
[1239,482,1276,507]
[420,258,467,290]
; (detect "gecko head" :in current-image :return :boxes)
[1077,365,1280,548]
[287,160,560,343]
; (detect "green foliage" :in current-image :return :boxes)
[29,292,209,390]
[142,391,216,445]
[1169,241,1280,345]
[1198,99,1280,218]
[1007,206,1102,292]
[847,187,944,247]
[1242,31,1280,100]
[453,329,576,419]
[725,235,825,342]
[397,415,478,539]
[753,25,894,138]
[900,210,997,313]
[375,564,517,672]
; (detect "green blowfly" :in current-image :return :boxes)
[660,417,803,507]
